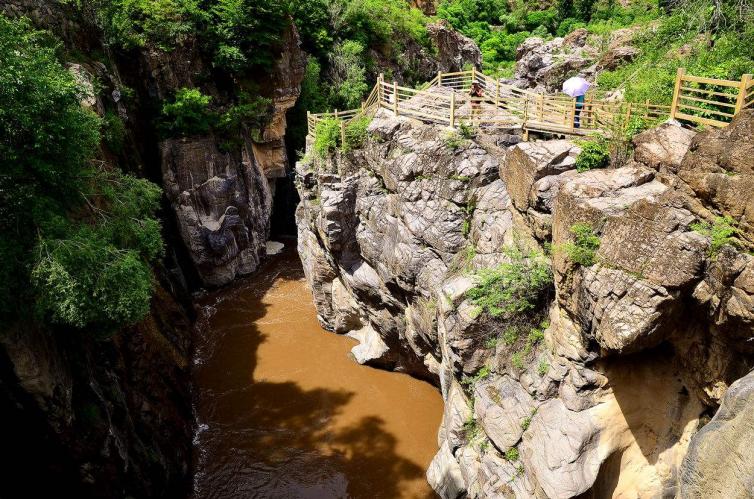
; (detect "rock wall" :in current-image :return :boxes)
[0,281,193,498]
[296,108,754,497]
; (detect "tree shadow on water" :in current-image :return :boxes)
[194,248,435,499]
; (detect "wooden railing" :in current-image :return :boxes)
[307,69,683,138]
[670,68,753,128]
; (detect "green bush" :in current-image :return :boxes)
[313,117,342,158]
[161,88,214,136]
[563,223,601,266]
[443,131,466,150]
[343,115,372,151]
[94,0,207,51]
[537,359,550,376]
[575,137,610,172]
[505,447,520,461]
[329,40,370,109]
[217,93,273,139]
[466,245,553,319]
[691,216,740,257]
[0,16,163,329]
[209,0,291,70]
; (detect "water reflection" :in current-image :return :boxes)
[192,245,441,499]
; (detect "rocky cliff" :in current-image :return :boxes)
[296,108,754,497]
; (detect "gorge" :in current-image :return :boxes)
[1,0,754,498]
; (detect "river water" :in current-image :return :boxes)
[192,245,443,499]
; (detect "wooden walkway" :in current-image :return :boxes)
[307,68,753,140]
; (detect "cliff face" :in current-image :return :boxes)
[0,280,193,498]
[296,108,754,497]
[0,2,305,496]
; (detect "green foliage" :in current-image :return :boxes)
[466,246,553,319]
[575,137,610,172]
[342,0,430,49]
[443,130,466,150]
[209,0,291,70]
[313,117,342,158]
[329,41,370,109]
[527,326,545,345]
[464,416,483,441]
[217,92,273,141]
[160,87,271,140]
[505,447,520,461]
[520,415,532,430]
[160,88,213,136]
[462,365,492,387]
[596,10,754,104]
[457,121,476,139]
[343,115,372,152]
[537,359,550,376]
[102,111,127,155]
[691,216,740,257]
[563,223,601,266]
[93,0,207,50]
[511,351,525,370]
[0,16,162,330]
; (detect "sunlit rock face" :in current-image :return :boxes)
[297,106,754,497]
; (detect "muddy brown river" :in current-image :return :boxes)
[192,245,443,499]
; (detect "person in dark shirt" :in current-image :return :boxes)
[470,82,483,119]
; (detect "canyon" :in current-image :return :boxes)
[1,0,754,498]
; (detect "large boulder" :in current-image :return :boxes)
[427,20,482,72]
[633,122,697,173]
[677,109,754,242]
[501,140,580,212]
[680,370,754,498]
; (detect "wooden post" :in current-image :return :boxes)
[570,98,577,129]
[378,73,384,107]
[393,81,398,116]
[438,70,443,87]
[334,109,339,118]
[449,92,456,128]
[471,66,476,86]
[361,101,365,113]
[734,74,753,115]
[624,102,633,123]
[340,121,346,148]
[537,94,544,122]
[307,110,311,135]
[670,67,685,120]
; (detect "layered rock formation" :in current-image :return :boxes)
[296,107,754,497]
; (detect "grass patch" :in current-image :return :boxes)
[443,130,466,150]
[537,359,550,376]
[466,245,552,319]
[691,216,740,258]
[563,223,600,266]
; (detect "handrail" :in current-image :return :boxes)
[308,68,747,138]
[670,68,753,127]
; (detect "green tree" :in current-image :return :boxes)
[210,0,291,71]
[0,16,163,330]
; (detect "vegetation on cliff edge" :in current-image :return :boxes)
[0,16,163,331]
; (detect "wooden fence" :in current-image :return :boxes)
[307,68,754,139]
[670,68,753,128]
